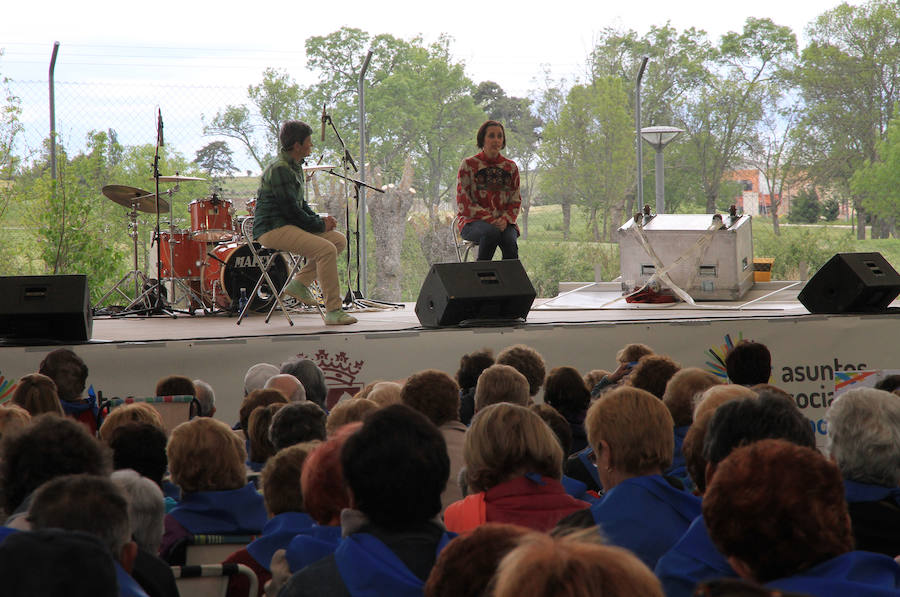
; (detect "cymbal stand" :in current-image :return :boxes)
[321,107,402,310]
[95,203,152,309]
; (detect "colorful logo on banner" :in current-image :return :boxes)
[0,371,17,405]
[297,349,365,410]
[834,370,880,394]
[704,332,744,379]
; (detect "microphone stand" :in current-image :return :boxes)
[321,109,402,310]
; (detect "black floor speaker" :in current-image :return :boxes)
[0,274,93,342]
[415,260,536,328]
[798,252,900,314]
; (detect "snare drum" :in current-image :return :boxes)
[202,242,288,312]
[190,196,234,242]
[155,229,205,280]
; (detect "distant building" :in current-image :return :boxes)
[725,167,848,220]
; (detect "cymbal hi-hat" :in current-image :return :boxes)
[102,185,170,213]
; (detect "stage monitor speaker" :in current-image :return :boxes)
[415,260,536,328]
[798,252,900,314]
[0,274,93,342]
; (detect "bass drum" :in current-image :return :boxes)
[203,242,287,312]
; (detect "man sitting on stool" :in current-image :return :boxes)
[253,120,356,326]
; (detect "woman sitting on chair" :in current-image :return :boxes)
[456,120,521,261]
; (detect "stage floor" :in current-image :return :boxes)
[81,281,810,344]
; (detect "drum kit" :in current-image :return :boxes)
[95,173,315,316]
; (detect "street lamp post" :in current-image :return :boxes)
[640,125,684,214]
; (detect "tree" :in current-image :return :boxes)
[788,187,821,224]
[194,141,237,179]
[677,18,797,213]
[850,107,900,236]
[793,0,900,238]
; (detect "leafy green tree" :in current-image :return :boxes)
[850,107,900,236]
[788,187,821,224]
[793,0,900,238]
[194,140,237,179]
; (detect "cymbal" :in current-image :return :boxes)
[155,174,206,182]
[302,164,337,172]
[102,185,170,213]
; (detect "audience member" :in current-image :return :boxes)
[280,358,329,409]
[155,375,196,399]
[424,523,530,597]
[530,403,599,504]
[192,379,216,417]
[589,342,654,397]
[492,530,664,597]
[0,528,119,597]
[543,366,590,454]
[445,402,588,533]
[38,348,99,434]
[662,367,723,485]
[276,405,452,597]
[874,374,900,394]
[238,389,289,436]
[247,403,284,471]
[366,381,403,407]
[281,423,359,574]
[583,368,610,392]
[654,392,815,597]
[0,404,31,441]
[496,344,545,398]
[111,469,179,597]
[100,403,165,443]
[1,414,110,528]
[225,443,319,597]
[265,373,306,403]
[243,363,280,397]
[401,369,467,509]
[626,354,681,399]
[456,348,495,425]
[474,364,530,412]
[324,397,379,436]
[557,386,700,569]
[825,387,900,557]
[27,474,151,597]
[692,384,757,422]
[108,423,172,502]
[724,340,772,385]
[160,417,267,563]
[10,373,63,416]
[704,439,900,593]
[269,401,327,451]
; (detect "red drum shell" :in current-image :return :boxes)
[190,197,234,242]
[156,230,205,280]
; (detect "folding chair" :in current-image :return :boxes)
[100,395,199,435]
[171,564,258,597]
[236,216,296,326]
[452,215,478,262]
[265,252,325,324]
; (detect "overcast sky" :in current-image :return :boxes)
[2,0,846,96]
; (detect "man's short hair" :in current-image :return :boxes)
[155,375,196,398]
[703,392,814,468]
[260,442,319,516]
[662,367,723,427]
[0,414,110,515]
[192,379,216,417]
[341,404,448,528]
[280,358,329,408]
[496,344,546,397]
[0,529,118,597]
[626,354,680,400]
[724,340,772,385]
[279,120,313,152]
[401,369,460,427]
[269,401,327,451]
[111,469,165,554]
[243,363,280,397]
[38,348,88,402]
[28,474,132,558]
[544,366,590,415]
[109,422,169,486]
[265,374,306,403]
[455,348,495,391]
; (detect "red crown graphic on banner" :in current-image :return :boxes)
[297,350,365,409]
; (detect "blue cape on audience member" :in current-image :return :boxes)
[168,483,267,534]
[766,550,900,597]
[654,514,738,597]
[561,475,600,505]
[245,512,314,572]
[285,524,342,573]
[666,425,690,484]
[115,560,150,597]
[590,474,701,569]
[334,531,455,597]
[844,479,900,505]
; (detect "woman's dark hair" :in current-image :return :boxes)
[476,120,506,150]
[456,348,495,391]
[544,366,590,415]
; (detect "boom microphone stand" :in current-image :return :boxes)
[320,107,402,310]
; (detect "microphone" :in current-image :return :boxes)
[158,108,164,147]
[321,104,326,142]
